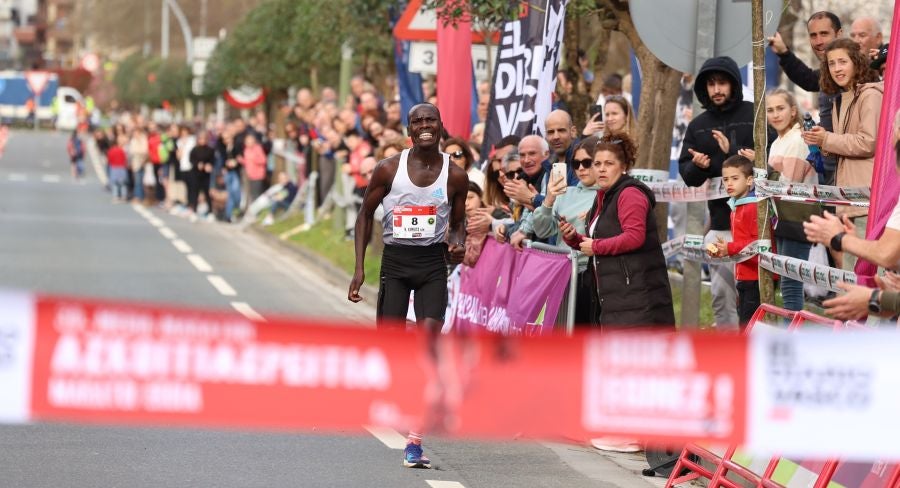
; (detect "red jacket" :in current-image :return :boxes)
[727,196,760,281]
[106,146,127,168]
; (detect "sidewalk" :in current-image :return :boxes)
[243,222,678,488]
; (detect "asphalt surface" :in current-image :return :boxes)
[0,130,661,488]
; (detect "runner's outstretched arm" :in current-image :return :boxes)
[348,157,395,302]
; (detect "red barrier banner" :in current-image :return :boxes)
[29,296,426,432]
[3,291,900,460]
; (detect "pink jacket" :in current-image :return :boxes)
[243,144,267,181]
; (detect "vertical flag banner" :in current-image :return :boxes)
[481,0,569,156]
[437,9,473,139]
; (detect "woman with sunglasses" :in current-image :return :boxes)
[560,133,674,328]
[442,137,485,190]
[532,136,601,325]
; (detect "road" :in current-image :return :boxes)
[0,130,659,488]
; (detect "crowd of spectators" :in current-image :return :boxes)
[83,8,894,335]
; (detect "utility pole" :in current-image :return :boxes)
[200,0,208,37]
[752,0,775,313]
[681,0,717,328]
[161,0,169,59]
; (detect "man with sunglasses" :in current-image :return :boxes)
[347,102,467,469]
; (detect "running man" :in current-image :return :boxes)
[348,103,467,468]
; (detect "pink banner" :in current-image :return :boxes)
[454,239,572,335]
[437,8,473,139]
[857,1,900,282]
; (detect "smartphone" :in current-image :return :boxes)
[589,104,603,120]
[551,162,567,184]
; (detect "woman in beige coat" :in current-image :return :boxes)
[802,38,883,270]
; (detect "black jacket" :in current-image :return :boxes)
[679,56,755,231]
[777,50,838,173]
[587,175,675,328]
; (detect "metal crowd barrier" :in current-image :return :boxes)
[525,240,582,336]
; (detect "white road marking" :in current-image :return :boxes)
[158,226,177,239]
[207,275,236,296]
[41,174,60,183]
[230,302,265,321]
[364,426,408,450]
[426,481,466,488]
[148,217,165,227]
[8,173,26,182]
[172,239,193,253]
[187,254,213,273]
[132,204,151,217]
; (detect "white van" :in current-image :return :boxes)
[55,87,83,131]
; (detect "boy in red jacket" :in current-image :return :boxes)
[707,155,760,326]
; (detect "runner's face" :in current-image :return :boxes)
[408,107,441,149]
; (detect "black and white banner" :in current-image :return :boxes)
[482,0,568,156]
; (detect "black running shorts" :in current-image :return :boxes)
[377,243,449,326]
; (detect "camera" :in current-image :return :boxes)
[871,43,889,70]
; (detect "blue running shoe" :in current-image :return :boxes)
[403,442,431,468]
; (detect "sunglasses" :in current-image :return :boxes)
[504,169,526,180]
[449,150,466,159]
[574,158,593,169]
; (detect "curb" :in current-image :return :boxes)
[244,223,380,304]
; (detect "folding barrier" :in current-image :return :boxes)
[665,304,866,488]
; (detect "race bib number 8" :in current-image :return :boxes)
[392,205,437,239]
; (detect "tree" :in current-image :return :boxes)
[204,0,395,97]
[423,0,523,86]
[595,0,681,242]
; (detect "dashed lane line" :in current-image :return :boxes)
[172,239,193,253]
[187,254,213,273]
[41,174,61,183]
[230,302,265,321]
[158,226,177,239]
[8,173,26,182]
[207,275,237,296]
[364,426,408,450]
[426,481,466,488]
[147,217,165,227]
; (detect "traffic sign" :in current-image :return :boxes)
[193,37,218,60]
[25,71,51,95]
[630,0,781,73]
[192,60,207,77]
[409,42,497,81]
[393,0,498,43]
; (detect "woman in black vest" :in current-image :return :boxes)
[560,134,675,328]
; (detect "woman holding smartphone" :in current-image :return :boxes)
[581,95,637,138]
[532,136,602,325]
